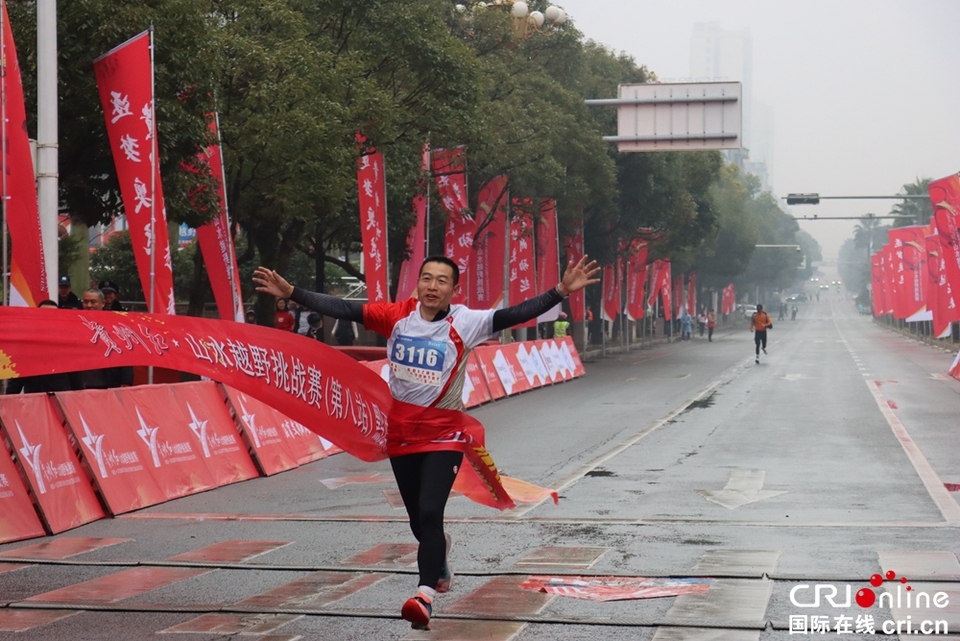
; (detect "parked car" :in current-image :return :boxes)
[740,304,757,319]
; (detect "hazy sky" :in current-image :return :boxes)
[557,0,960,261]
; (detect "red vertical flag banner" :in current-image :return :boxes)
[871,253,884,317]
[925,233,959,337]
[194,116,243,321]
[357,150,389,303]
[930,174,960,297]
[721,284,736,315]
[396,147,430,301]
[625,241,648,321]
[508,203,536,328]
[887,226,928,320]
[536,199,561,323]
[433,147,473,305]
[687,273,697,316]
[2,1,48,307]
[472,176,508,309]
[882,244,896,316]
[657,260,673,321]
[94,31,176,314]
[563,221,585,322]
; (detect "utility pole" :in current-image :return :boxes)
[37,0,58,295]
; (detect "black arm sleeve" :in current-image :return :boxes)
[290,287,364,323]
[492,288,565,332]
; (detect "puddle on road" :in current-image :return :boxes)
[585,468,617,478]
[681,391,717,413]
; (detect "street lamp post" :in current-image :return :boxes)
[37,0,58,297]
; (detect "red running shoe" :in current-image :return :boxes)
[401,594,432,630]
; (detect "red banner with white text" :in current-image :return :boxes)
[563,222,585,323]
[887,226,929,320]
[509,203,537,328]
[871,253,885,317]
[673,275,684,318]
[396,147,430,301]
[656,260,673,321]
[930,174,960,300]
[94,31,176,314]
[473,176,508,309]
[924,233,959,337]
[722,283,736,315]
[626,241,648,321]
[536,199,561,323]
[2,1,48,307]
[0,307,538,510]
[434,147,473,305]
[358,150,390,303]
[194,116,244,321]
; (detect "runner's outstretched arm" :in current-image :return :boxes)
[492,255,600,331]
[253,266,363,322]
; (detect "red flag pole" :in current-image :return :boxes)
[213,110,243,320]
[148,24,157,316]
[148,24,156,384]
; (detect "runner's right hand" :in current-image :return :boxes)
[253,267,294,299]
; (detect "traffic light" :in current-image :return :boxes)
[786,193,820,205]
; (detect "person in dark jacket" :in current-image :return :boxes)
[57,275,82,309]
[99,280,126,311]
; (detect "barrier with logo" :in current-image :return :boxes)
[462,352,492,408]
[0,435,47,543]
[55,383,259,515]
[222,386,339,475]
[0,394,105,533]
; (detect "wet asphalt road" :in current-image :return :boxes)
[1,295,959,640]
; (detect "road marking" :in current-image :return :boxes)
[697,470,786,510]
[866,380,960,523]
[506,379,722,518]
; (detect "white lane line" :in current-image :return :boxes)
[836,320,960,523]
[866,380,960,523]
[506,378,722,519]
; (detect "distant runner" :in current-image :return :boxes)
[750,303,773,364]
[253,254,600,630]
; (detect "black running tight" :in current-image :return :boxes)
[390,450,463,588]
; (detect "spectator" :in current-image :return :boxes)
[706,308,717,342]
[553,312,570,337]
[289,300,308,334]
[697,309,707,336]
[98,280,125,311]
[304,312,324,341]
[57,275,82,309]
[680,309,693,341]
[275,298,296,331]
[333,318,358,346]
[245,309,257,324]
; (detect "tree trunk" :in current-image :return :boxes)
[186,245,209,317]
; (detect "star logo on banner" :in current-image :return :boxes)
[236,397,261,448]
[78,412,108,479]
[15,421,46,495]
[135,408,162,468]
[185,403,211,458]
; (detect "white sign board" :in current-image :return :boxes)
[591,82,741,152]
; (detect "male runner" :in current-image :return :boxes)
[750,303,773,364]
[253,254,599,630]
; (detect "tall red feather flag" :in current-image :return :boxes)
[3,1,48,307]
[94,31,176,313]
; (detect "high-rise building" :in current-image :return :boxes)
[690,22,773,192]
